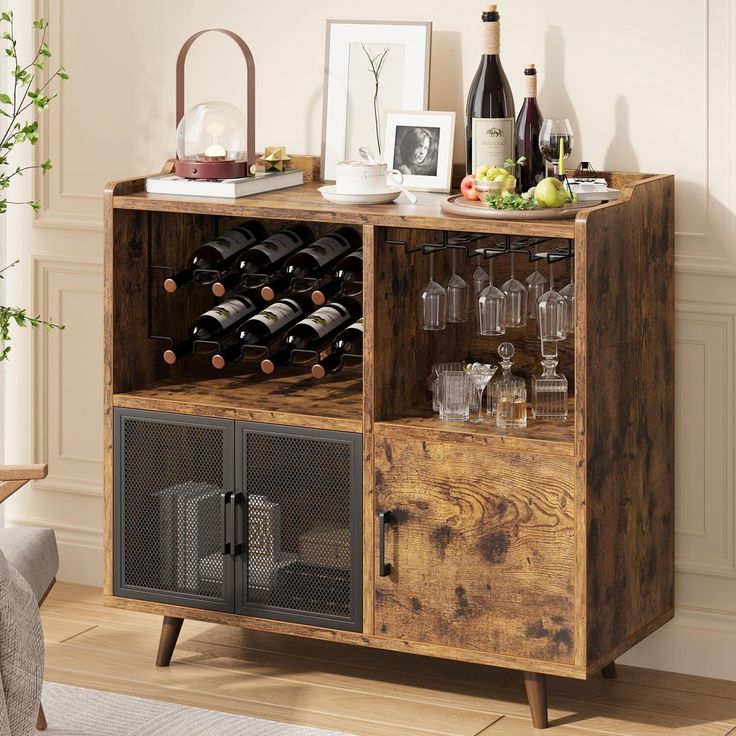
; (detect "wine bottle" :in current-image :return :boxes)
[261,227,361,301]
[465,4,515,174]
[211,224,314,297]
[311,317,364,378]
[211,293,314,369]
[515,64,545,191]
[261,297,362,374]
[311,248,364,306]
[164,220,267,293]
[162,295,262,365]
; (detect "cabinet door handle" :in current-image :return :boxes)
[379,510,393,577]
[221,491,232,555]
[232,491,244,556]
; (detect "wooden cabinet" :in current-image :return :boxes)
[104,162,674,728]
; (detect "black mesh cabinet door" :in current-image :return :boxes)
[114,408,235,611]
[234,422,362,631]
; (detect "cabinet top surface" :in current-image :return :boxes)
[111,180,581,238]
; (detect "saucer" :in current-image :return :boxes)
[318,185,402,205]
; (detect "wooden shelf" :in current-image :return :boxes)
[111,181,578,239]
[375,403,575,457]
[113,367,363,433]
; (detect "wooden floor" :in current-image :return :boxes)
[42,583,736,736]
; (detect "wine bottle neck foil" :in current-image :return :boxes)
[482,20,500,55]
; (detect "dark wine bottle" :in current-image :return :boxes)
[261,297,362,374]
[465,4,515,174]
[261,227,361,301]
[311,317,364,378]
[211,293,314,369]
[211,224,314,297]
[164,220,267,293]
[515,64,545,191]
[162,295,262,365]
[311,248,364,306]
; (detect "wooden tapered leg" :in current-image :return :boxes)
[602,661,617,679]
[155,616,184,667]
[524,672,549,729]
[36,703,47,731]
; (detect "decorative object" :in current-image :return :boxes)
[145,168,303,199]
[321,20,431,181]
[174,29,255,180]
[39,683,353,736]
[383,111,455,192]
[258,146,291,172]
[0,12,67,360]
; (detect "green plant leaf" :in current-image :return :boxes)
[33,18,45,30]
[41,159,52,173]
[0,93,11,104]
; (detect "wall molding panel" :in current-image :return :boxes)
[32,255,104,499]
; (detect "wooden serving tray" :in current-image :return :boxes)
[441,194,598,220]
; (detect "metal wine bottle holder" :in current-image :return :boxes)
[174,28,256,179]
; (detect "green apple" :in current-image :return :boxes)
[534,177,569,208]
[475,164,490,179]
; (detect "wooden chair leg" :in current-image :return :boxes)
[524,671,549,729]
[36,703,47,731]
[155,616,184,667]
[602,661,617,679]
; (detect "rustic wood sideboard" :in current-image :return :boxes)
[103,166,674,729]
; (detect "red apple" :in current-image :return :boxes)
[460,174,479,200]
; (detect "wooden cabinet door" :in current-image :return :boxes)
[373,432,576,665]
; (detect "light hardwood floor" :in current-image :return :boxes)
[42,583,736,736]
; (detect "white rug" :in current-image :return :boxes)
[38,683,355,736]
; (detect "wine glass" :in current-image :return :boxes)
[501,252,528,327]
[537,261,566,341]
[466,362,498,424]
[477,259,506,336]
[539,119,574,178]
[446,249,468,323]
[525,253,547,321]
[472,264,490,313]
[559,261,575,334]
[420,251,447,331]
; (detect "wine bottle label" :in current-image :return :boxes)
[471,117,515,171]
[350,317,364,333]
[300,235,351,267]
[249,298,303,333]
[203,297,256,330]
[249,231,303,263]
[297,303,351,338]
[208,230,256,258]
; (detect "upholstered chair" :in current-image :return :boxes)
[0,464,59,731]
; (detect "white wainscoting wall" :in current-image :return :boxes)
[2,0,735,679]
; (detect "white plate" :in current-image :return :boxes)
[317,185,402,205]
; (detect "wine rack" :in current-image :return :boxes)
[105,162,674,728]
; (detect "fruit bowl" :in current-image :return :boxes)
[472,176,516,195]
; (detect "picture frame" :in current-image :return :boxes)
[321,20,432,182]
[383,110,456,193]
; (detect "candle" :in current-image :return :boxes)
[559,138,565,176]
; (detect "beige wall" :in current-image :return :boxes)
[3,0,735,680]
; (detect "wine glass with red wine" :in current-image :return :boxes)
[539,119,574,178]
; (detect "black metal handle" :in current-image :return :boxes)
[221,491,232,555]
[232,491,244,556]
[379,510,392,577]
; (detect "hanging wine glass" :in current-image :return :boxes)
[420,251,447,331]
[472,264,490,314]
[478,259,506,336]
[446,248,468,323]
[501,252,528,327]
[525,248,547,321]
[559,260,575,335]
[537,261,566,341]
[539,118,574,178]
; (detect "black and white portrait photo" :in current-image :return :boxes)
[392,126,440,176]
[383,111,455,192]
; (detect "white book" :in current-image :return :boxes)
[145,169,304,199]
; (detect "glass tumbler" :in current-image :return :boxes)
[438,371,471,422]
[431,362,465,412]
